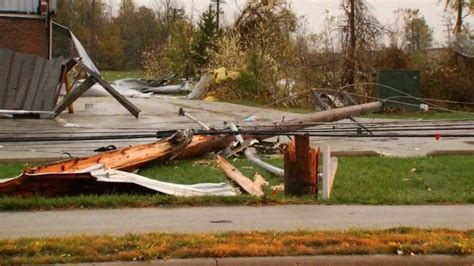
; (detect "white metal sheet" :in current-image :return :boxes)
[0,0,38,14]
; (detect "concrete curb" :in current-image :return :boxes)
[77,255,474,266]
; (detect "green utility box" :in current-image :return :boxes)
[375,70,421,112]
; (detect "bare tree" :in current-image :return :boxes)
[339,0,387,86]
[443,0,473,34]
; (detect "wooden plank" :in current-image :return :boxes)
[216,155,265,197]
[322,145,331,200]
[12,56,40,110]
[322,155,338,200]
[41,57,64,111]
[31,58,55,111]
[23,59,47,110]
[284,140,296,195]
[54,76,96,115]
[0,49,14,108]
[9,54,36,110]
[64,72,75,113]
[7,54,24,109]
[74,59,141,118]
[0,50,13,100]
[329,157,338,194]
[2,51,22,108]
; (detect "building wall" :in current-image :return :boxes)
[0,16,49,58]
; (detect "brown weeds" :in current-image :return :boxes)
[0,229,472,264]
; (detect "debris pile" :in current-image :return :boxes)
[0,22,214,119]
[0,102,382,198]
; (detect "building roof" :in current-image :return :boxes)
[0,0,56,15]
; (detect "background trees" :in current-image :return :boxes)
[52,0,472,109]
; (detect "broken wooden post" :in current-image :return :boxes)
[322,145,339,200]
[216,155,266,197]
[64,71,74,114]
[284,135,319,196]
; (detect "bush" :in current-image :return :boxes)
[421,50,474,109]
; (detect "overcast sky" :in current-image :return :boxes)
[108,0,472,46]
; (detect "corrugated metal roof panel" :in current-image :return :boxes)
[0,0,39,14]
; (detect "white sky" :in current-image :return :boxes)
[108,0,473,46]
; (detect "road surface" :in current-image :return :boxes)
[1,97,474,162]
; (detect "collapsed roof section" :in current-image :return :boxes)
[0,23,141,118]
[54,58,141,118]
[0,48,63,118]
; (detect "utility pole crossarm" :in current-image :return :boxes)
[211,0,226,31]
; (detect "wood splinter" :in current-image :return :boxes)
[216,155,267,197]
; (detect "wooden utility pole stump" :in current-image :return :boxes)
[284,135,320,196]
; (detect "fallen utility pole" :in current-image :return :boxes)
[24,102,382,175]
[282,102,382,128]
[1,102,383,197]
[244,101,383,139]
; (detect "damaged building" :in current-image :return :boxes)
[0,0,56,58]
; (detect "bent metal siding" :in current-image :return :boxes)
[0,48,63,112]
[0,0,38,14]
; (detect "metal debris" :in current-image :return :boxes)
[0,48,63,117]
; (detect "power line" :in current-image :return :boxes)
[2,124,474,143]
[211,0,226,31]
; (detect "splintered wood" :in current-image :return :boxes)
[216,155,266,197]
[284,135,320,196]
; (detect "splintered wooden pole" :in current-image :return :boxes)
[64,72,74,114]
[284,135,319,196]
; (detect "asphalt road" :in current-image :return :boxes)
[0,205,472,239]
[1,97,474,161]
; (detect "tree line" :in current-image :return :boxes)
[53,0,473,108]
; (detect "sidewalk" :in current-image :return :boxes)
[0,205,472,239]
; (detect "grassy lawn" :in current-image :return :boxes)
[0,155,472,210]
[331,156,474,204]
[101,70,146,82]
[0,163,26,179]
[0,228,471,264]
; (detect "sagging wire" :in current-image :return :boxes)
[237,82,474,125]
[3,124,474,143]
[337,82,474,116]
[3,119,474,137]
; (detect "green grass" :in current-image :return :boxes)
[139,158,283,186]
[332,155,474,204]
[0,163,26,179]
[0,228,471,264]
[101,70,146,82]
[360,111,474,120]
[0,194,271,211]
[0,155,472,210]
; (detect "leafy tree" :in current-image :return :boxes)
[193,5,220,69]
[114,0,140,69]
[54,0,107,61]
[401,9,433,52]
[97,22,124,70]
